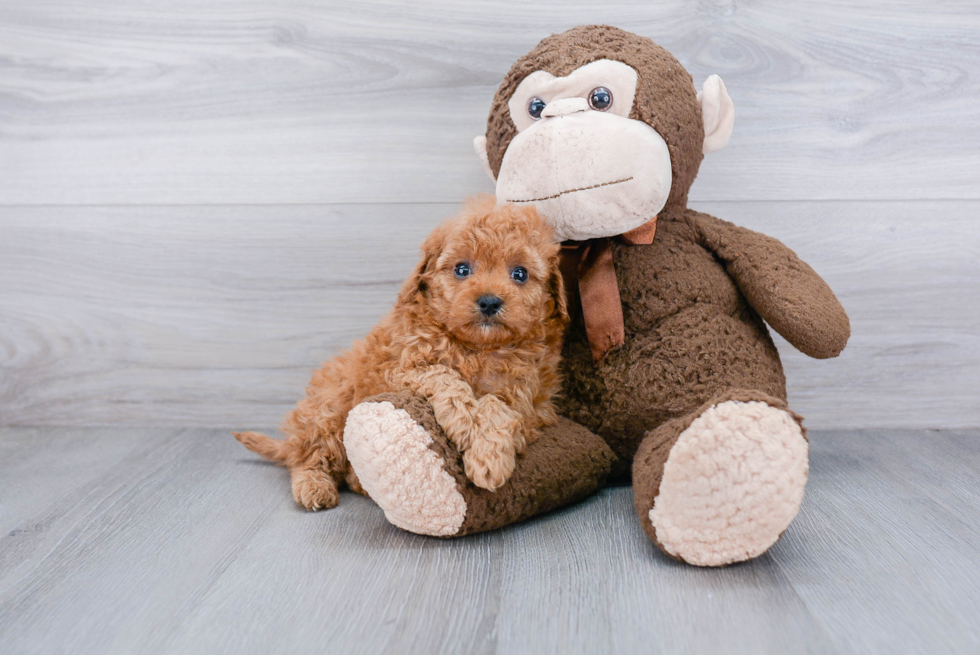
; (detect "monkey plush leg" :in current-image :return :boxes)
[632,390,808,567]
[343,392,616,537]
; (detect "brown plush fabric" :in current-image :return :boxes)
[691,211,851,359]
[365,391,617,536]
[485,25,704,210]
[457,416,617,536]
[559,207,784,462]
[556,206,848,467]
[631,389,805,555]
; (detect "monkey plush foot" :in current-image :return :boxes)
[344,391,616,537]
[632,391,808,567]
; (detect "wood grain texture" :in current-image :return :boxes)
[773,429,980,653]
[0,0,978,205]
[1,200,976,429]
[1,427,978,654]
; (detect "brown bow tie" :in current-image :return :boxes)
[560,217,658,363]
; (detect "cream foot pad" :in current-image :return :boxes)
[344,401,466,537]
[649,400,808,566]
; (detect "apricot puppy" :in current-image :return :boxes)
[234,196,568,510]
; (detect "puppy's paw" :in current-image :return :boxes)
[291,468,340,511]
[474,395,521,438]
[463,439,517,492]
[519,423,540,451]
[463,395,523,490]
[534,402,560,432]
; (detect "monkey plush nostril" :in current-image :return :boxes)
[541,97,589,118]
[477,295,504,317]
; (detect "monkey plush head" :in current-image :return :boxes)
[474,25,734,241]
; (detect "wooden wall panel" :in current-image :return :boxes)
[0,0,977,204]
[1,1,977,428]
[2,201,976,428]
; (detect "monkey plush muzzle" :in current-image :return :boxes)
[495,108,671,242]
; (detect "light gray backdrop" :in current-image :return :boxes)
[1,0,978,429]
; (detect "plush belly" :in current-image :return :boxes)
[559,304,786,463]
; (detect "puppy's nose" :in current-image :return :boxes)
[477,295,503,316]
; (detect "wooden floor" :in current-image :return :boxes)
[1,427,978,654]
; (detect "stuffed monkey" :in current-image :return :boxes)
[343,25,849,566]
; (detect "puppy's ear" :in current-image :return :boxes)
[397,222,450,306]
[545,255,569,325]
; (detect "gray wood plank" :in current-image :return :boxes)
[0,1,977,205]
[771,430,980,653]
[0,427,170,581]
[0,427,150,524]
[493,490,832,654]
[0,427,287,654]
[0,426,502,655]
[2,427,979,654]
[0,203,450,427]
[157,498,502,655]
[1,200,976,429]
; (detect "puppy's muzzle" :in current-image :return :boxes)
[477,295,503,317]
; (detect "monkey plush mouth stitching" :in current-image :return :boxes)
[506,176,634,204]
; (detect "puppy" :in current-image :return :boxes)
[234,196,568,510]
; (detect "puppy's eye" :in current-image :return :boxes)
[588,87,613,111]
[527,97,546,120]
[511,267,528,284]
[453,263,471,279]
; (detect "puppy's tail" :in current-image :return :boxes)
[233,431,288,463]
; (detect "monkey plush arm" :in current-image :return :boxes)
[689,211,850,359]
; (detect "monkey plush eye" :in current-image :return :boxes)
[588,87,613,111]
[511,267,528,284]
[454,263,471,279]
[527,97,546,120]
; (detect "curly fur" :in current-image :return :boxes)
[234,196,568,510]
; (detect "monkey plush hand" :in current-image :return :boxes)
[344,25,849,567]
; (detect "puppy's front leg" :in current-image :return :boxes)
[396,366,520,491]
[463,394,524,491]
[465,379,562,489]
[394,365,482,444]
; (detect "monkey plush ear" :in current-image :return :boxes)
[698,75,735,155]
[473,135,496,182]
